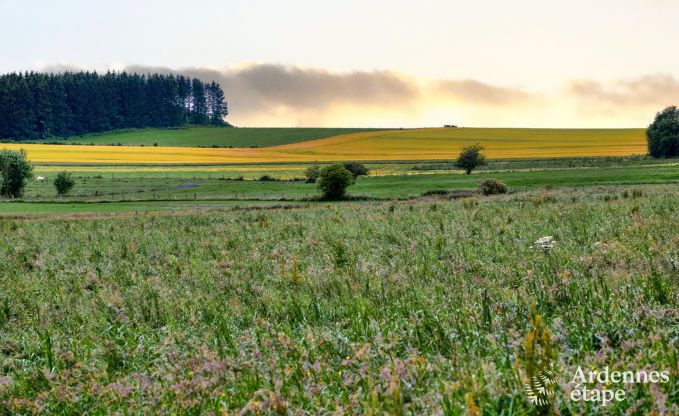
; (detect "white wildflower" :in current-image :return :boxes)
[532,236,556,251]
[593,241,609,252]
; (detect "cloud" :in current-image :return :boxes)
[120,64,540,125]
[567,74,679,113]
[434,79,537,106]
[125,64,419,121]
[41,63,86,73]
[34,63,557,126]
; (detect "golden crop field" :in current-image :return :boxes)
[3,128,647,164]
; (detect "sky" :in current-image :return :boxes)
[1,0,679,127]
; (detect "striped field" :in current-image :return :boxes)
[2,128,647,164]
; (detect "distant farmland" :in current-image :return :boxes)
[56,126,382,147]
[3,128,647,164]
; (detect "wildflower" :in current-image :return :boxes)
[593,241,609,252]
[531,236,556,251]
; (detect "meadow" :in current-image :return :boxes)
[3,162,677,215]
[0,185,676,414]
[2,128,647,164]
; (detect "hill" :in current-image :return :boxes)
[274,127,647,159]
[59,126,383,148]
[4,127,648,164]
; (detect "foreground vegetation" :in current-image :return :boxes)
[0,185,676,414]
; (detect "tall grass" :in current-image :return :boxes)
[0,186,676,413]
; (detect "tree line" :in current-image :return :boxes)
[0,71,228,140]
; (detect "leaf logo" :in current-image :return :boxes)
[524,363,558,406]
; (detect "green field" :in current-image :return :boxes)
[48,127,381,148]
[8,163,679,211]
[1,185,676,414]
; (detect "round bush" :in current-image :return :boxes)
[54,171,75,196]
[647,106,679,158]
[479,178,508,195]
[0,149,33,198]
[317,164,354,200]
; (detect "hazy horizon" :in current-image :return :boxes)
[2,0,678,128]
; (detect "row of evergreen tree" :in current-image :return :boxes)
[0,71,228,140]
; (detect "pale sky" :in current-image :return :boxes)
[2,0,679,127]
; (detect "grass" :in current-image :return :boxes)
[29,162,423,180]
[0,185,676,414]
[2,127,648,164]
[53,126,381,148]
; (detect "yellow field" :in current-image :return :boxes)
[3,128,647,164]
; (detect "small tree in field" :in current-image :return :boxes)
[647,106,679,158]
[317,164,354,200]
[0,149,33,198]
[54,171,75,196]
[304,163,321,183]
[455,144,486,174]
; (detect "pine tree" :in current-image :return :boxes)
[189,78,207,125]
[206,81,228,126]
[0,71,230,140]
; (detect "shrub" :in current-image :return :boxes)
[455,144,486,174]
[317,164,354,200]
[258,175,276,181]
[304,163,321,183]
[647,106,679,158]
[54,171,75,196]
[479,178,508,195]
[342,162,369,178]
[0,149,33,198]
